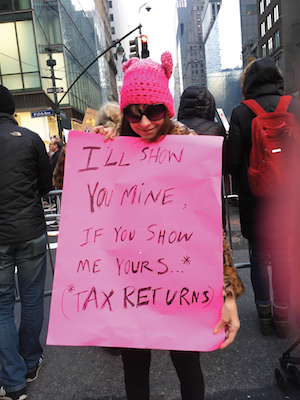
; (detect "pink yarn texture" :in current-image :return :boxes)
[120,51,175,118]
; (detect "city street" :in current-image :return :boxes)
[16,202,300,399]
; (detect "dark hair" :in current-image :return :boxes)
[52,137,63,149]
[120,107,175,142]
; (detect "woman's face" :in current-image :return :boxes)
[128,104,165,141]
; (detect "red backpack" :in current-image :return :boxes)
[242,95,300,197]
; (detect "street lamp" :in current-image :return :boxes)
[138,2,151,25]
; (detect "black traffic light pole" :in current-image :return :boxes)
[57,24,142,107]
[44,47,63,139]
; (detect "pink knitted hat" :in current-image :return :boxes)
[120,51,175,118]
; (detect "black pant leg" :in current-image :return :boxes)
[170,350,204,400]
[121,348,151,400]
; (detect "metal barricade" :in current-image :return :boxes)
[44,189,62,275]
[222,174,250,269]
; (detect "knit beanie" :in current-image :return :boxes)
[0,85,15,115]
[120,51,175,118]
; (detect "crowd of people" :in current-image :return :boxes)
[0,52,299,400]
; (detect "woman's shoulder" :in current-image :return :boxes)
[170,121,196,136]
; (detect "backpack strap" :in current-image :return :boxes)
[241,99,267,116]
[275,95,293,113]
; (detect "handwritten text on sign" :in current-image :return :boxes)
[47,131,224,351]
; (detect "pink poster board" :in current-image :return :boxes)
[47,131,225,351]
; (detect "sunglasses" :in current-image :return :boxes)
[123,103,166,123]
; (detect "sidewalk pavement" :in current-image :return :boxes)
[12,204,300,399]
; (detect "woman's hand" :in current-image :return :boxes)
[92,125,117,141]
[214,295,240,349]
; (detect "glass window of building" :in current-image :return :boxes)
[268,37,273,54]
[267,13,272,30]
[0,17,40,91]
[275,30,280,48]
[111,26,115,34]
[180,23,184,36]
[110,14,114,21]
[246,5,257,15]
[261,21,266,37]
[0,0,31,10]
[262,43,267,57]
[260,0,264,14]
[109,1,112,7]
[274,4,279,22]
[275,56,282,70]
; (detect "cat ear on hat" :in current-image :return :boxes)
[161,51,173,79]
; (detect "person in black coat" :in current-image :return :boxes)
[224,57,300,338]
[49,136,62,176]
[178,85,225,137]
[0,85,52,399]
[178,85,226,229]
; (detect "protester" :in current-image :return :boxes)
[94,52,244,400]
[49,136,62,177]
[224,57,300,338]
[95,101,122,131]
[0,85,52,400]
[177,85,227,229]
[177,85,225,137]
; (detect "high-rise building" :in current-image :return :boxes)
[204,0,243,119]
[0,0,118,143]
[107,0,130,96]
[257,0,300,96]
[239,0,258,66]
[177,0,208,90]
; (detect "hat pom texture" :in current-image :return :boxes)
[120,51,175,118]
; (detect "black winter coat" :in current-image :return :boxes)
[0,113,52,243]
[224,58,300,240]
[178,85,225,136]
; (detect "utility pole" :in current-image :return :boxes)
[44,46,63,140]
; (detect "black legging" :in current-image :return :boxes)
[122,348,204,400]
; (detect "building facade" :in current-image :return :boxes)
[0,0,117,143]
[177,0,208,91]
[204,0,243,119]
[257,0,300,96]
[107,0,130,96]
[239,0,258,66]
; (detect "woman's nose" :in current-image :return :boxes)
[139,114,151,127]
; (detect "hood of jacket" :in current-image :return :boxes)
[241,57,284,99]
[178,85,216,121]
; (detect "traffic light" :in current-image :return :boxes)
[129,37,139,58]
[141,35,150,59]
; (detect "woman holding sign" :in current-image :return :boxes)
[93,52,243,400]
